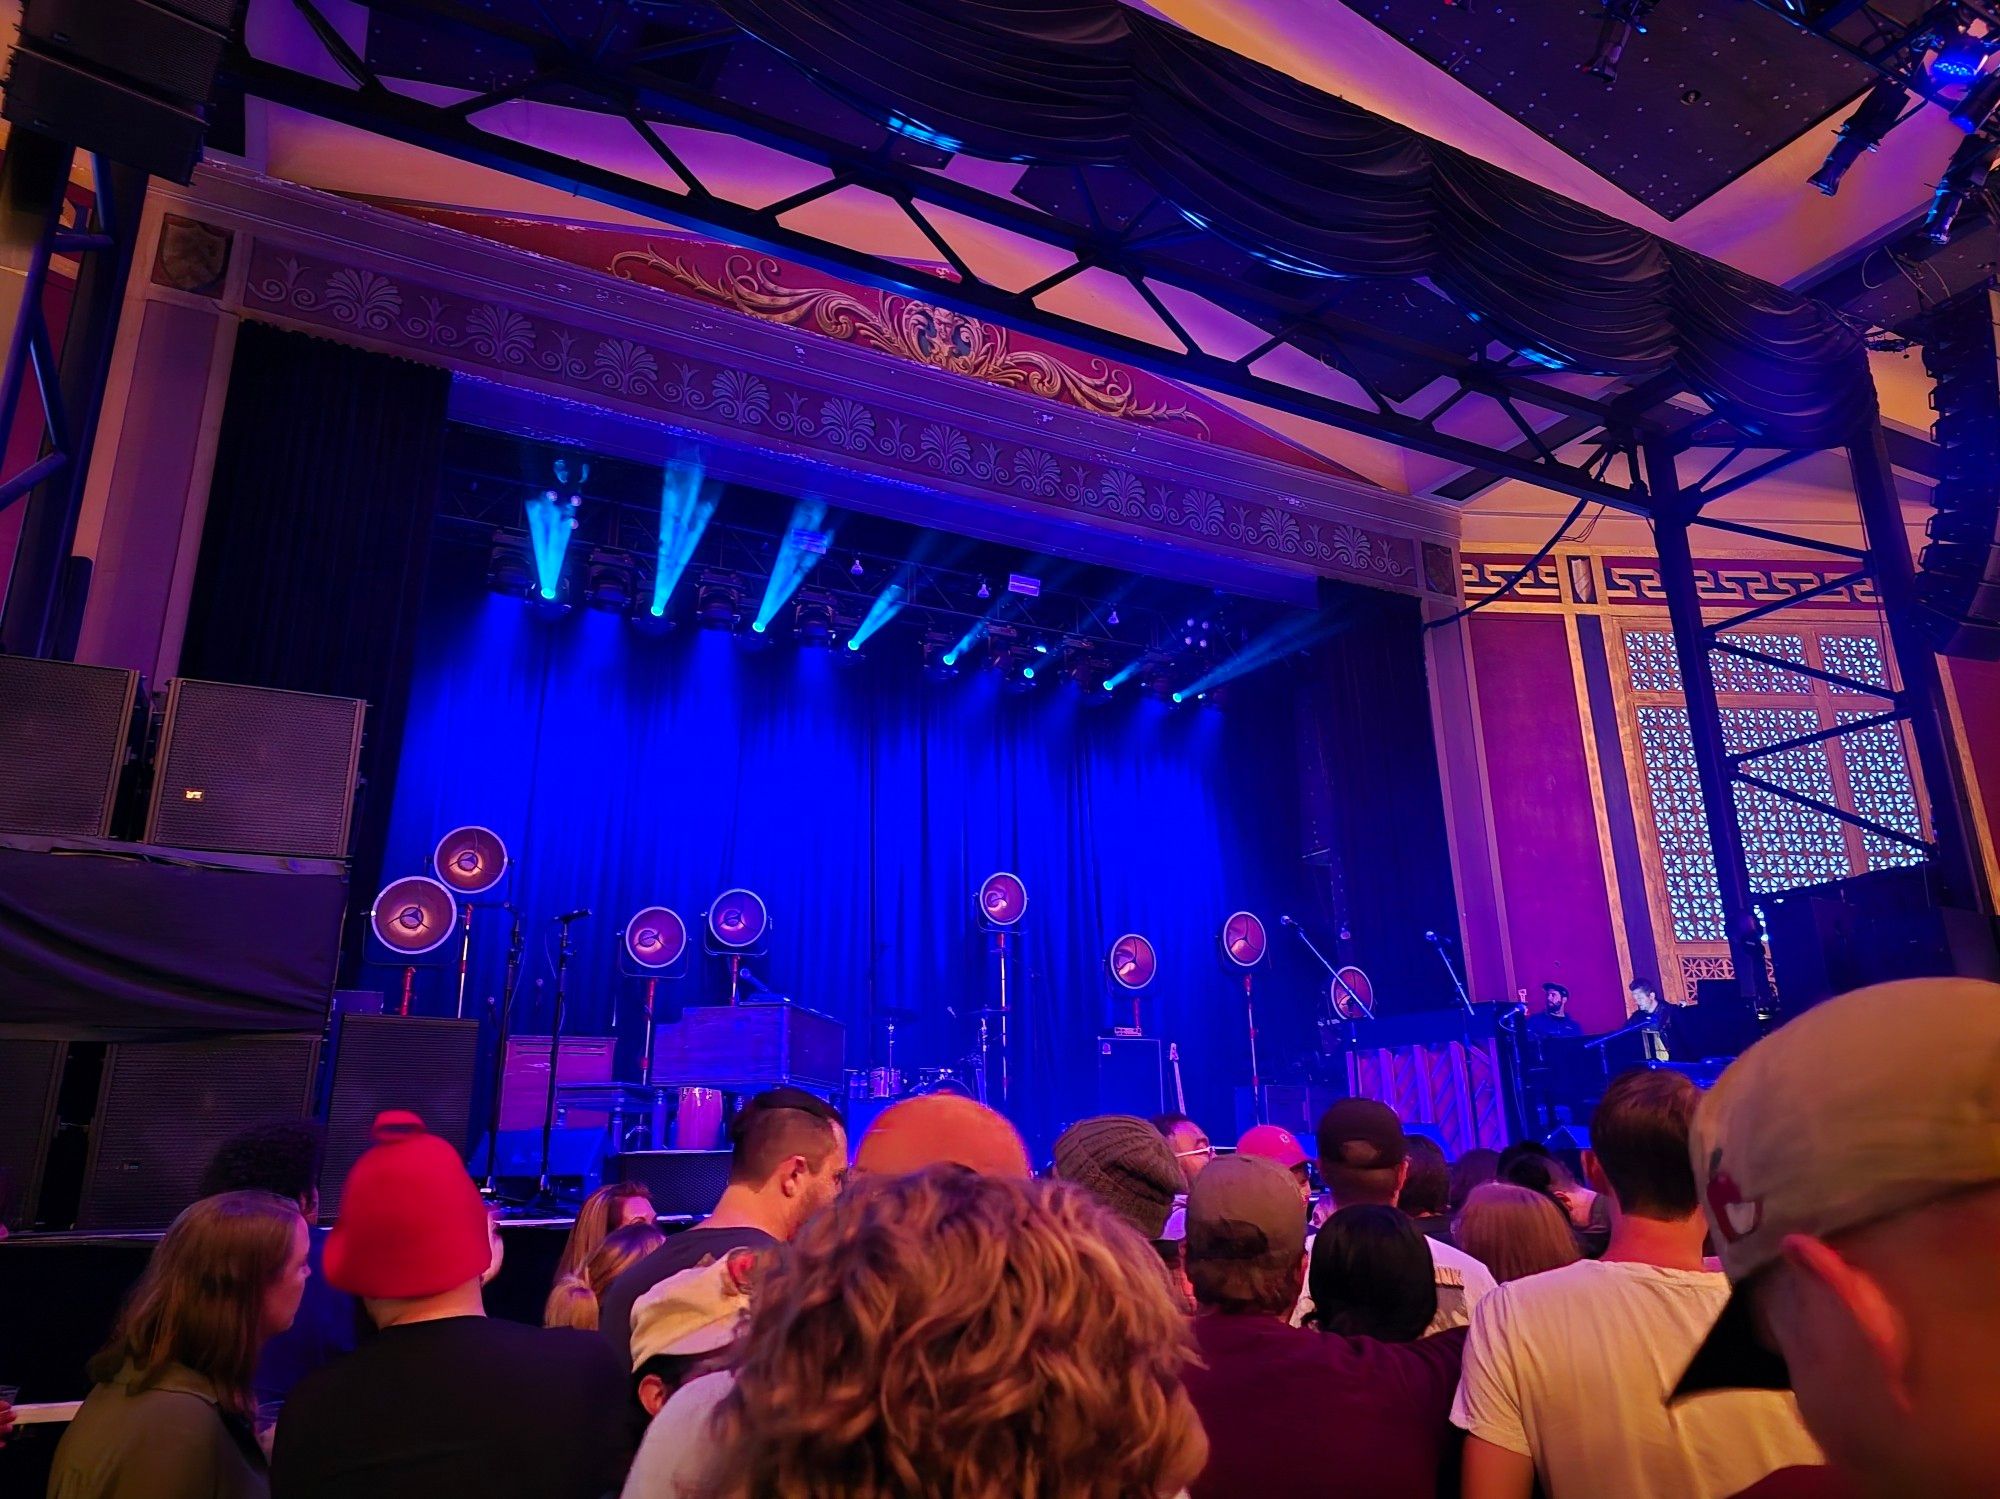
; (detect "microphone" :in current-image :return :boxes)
[1279,914,1298,928]
[555,908,592,923]
[1423,929,1441,944]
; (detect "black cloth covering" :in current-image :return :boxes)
[712,1,1871,446]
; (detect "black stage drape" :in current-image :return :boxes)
[178,323,449,949]
[708,0,1870,445]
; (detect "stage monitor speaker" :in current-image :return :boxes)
[1095,1035,1168,1119]
[77,1033,320,1231]
[320,1015,479,1219]
[0,655,140,838]
[145,679,366,859]
[500,1035,616,1132]
[609,1149,733,1220]
[1764,870,2000,1016]
[1916,286,2000,659]
[0,1040,65,1231]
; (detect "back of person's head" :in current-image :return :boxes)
[1454,1182,1582,1283]
[1315,1098,1408,1207]
[555,1181,655,1282]
[854,1093,1030,1178]
[1448,1147,1500,1213]
[545,1220,666,1331]
[1052,1114,1184,1241]
[1307,1203,1436,1342]
[729,1087,843,1188]
[713,1167,1207,1498]
[1589,1068,1700,1219]
[324,1111,492,1303]
[1184,1154,1307,1316]
[1150,1112,1197,1137]
[629,1249,762,1416]
[89,1191,305,1418]
[1400,1135,1450,1218]
[197,1118,325,1218]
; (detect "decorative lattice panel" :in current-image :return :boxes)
[1708,633,1811,695]
[1821,633,1890,696]
[1723,708,1850,894]
[1624,629,1682,694]
[1635,705,1728,942]
[1838,711,1925,870]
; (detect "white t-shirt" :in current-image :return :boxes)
[622,1370,734,1499]
[1293,1231,1496,1335]
[1450,1258,1821,1499]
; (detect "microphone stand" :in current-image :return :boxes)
[536,911,588,1205]
[481,908,524,1198]
[1427,931,1476,1017]
[1285,918,1374,1022]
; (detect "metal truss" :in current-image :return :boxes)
[232,0,1658,507]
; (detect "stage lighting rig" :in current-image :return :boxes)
[1927,127,2000,241]
[488,533,536,597]
[793,588,836,647]
[1811,78,1912,195]
[696,570,743,630]
[1583,0,1660,85]
[922,634,961,680]
[583,549,638,613]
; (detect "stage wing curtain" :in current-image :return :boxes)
[375,551,1384,1151]
[710,0,1872,445]
[177,322,450,919]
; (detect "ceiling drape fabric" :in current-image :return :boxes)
[710,0,1873,447]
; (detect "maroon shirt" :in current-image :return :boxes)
[1183,1312,1466,1499]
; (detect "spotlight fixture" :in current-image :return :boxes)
[976,576,991,600]
[1107,608,1120,626]
[706,888,770,951]
[1108,932,1158,991]
[369,875,458,956]
[924,636,961,680]
[1583,0,1656,85]
[625,905,689,970]
[1927,130,2000,243]
[488,533,536,597]
[433,825,508,895]
[978,871,1029,928]
[793,588,836,647]
[850,555,865,577]
[583,549,638,613]
[1329,964,1378,1021]
[695,570,743,630]
[1953,70,2000,134]
[1221,911,1268,969]
[1810,78,1910,195]
[1931,33,1989,89]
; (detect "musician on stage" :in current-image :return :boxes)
[1526,982,1582,1040]
[1629,976,1674,1061]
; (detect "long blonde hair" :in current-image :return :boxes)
[1453,1182,1582,1283]
[89,1190,304,1419]
[553,1181,655,1283]
[713,1166,1208,1498]
[544,1220,665,1330]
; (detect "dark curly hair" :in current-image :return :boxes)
[713,1166,1208,1498]
[197,1118,325,1207]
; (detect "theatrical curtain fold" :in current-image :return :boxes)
[177,322,450,940]
[705,0,1871,445]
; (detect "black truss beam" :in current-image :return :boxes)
[230,1,1656,506]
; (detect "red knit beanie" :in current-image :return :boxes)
[325,1111,492,1298]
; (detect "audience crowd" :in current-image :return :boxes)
[36,974,1999,1499]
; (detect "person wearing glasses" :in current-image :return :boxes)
[1152,1113,1214,1184]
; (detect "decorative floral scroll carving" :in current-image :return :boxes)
[611,249,1209,435]
[241,242,1419,588]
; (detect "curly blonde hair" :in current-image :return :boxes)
[712,1166,1207,1498]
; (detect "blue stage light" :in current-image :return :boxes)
[1023,665,1036,680]
[1171,691,1184,703]
[1932,36,1987,87]
[754,497,830,633]
[943,651,958,667]
[1101,678,1115,692]
[650,456,716,619]
[848,581,906,651]
[525,480,579,602]
[846,638,861,652]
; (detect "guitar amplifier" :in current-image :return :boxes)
[650,1002,844,1092]
[1096,1035,1169,1118]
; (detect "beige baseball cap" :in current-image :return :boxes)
[1675,976,2000,1397]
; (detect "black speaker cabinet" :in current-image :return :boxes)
[0,655,141,838]
[320,1014,479,1219]
[145,679,366,859]
[77,1033,320,1231]
[1095,1035,1169,1119]
[0,1039,66,1231]
[608,1150,733,1220]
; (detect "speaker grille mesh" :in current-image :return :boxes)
[0,656,137,837]
[147,679,364,858]
[320,1016,479,1219]
[608,1150,734,1219]
[0,1040,64,1230]
[78,1034,320,1231]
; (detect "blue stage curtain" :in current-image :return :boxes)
[377,553,1345,1150]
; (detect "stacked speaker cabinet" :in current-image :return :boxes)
[0,655,141,838]
[76,1033,320,1231]
[4,0,242,183]
[319,1014,480,1219]
[145,679,366,859]
[0,1040,66,1231]
[1918,287,2000,659]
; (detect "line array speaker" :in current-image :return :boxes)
[145,679,366,859]
[77,1032,320,1231]
[1917,287,2000,660]
[4,0,242,183]
[608,1150,733,1220]
[320,1015,479,1219]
